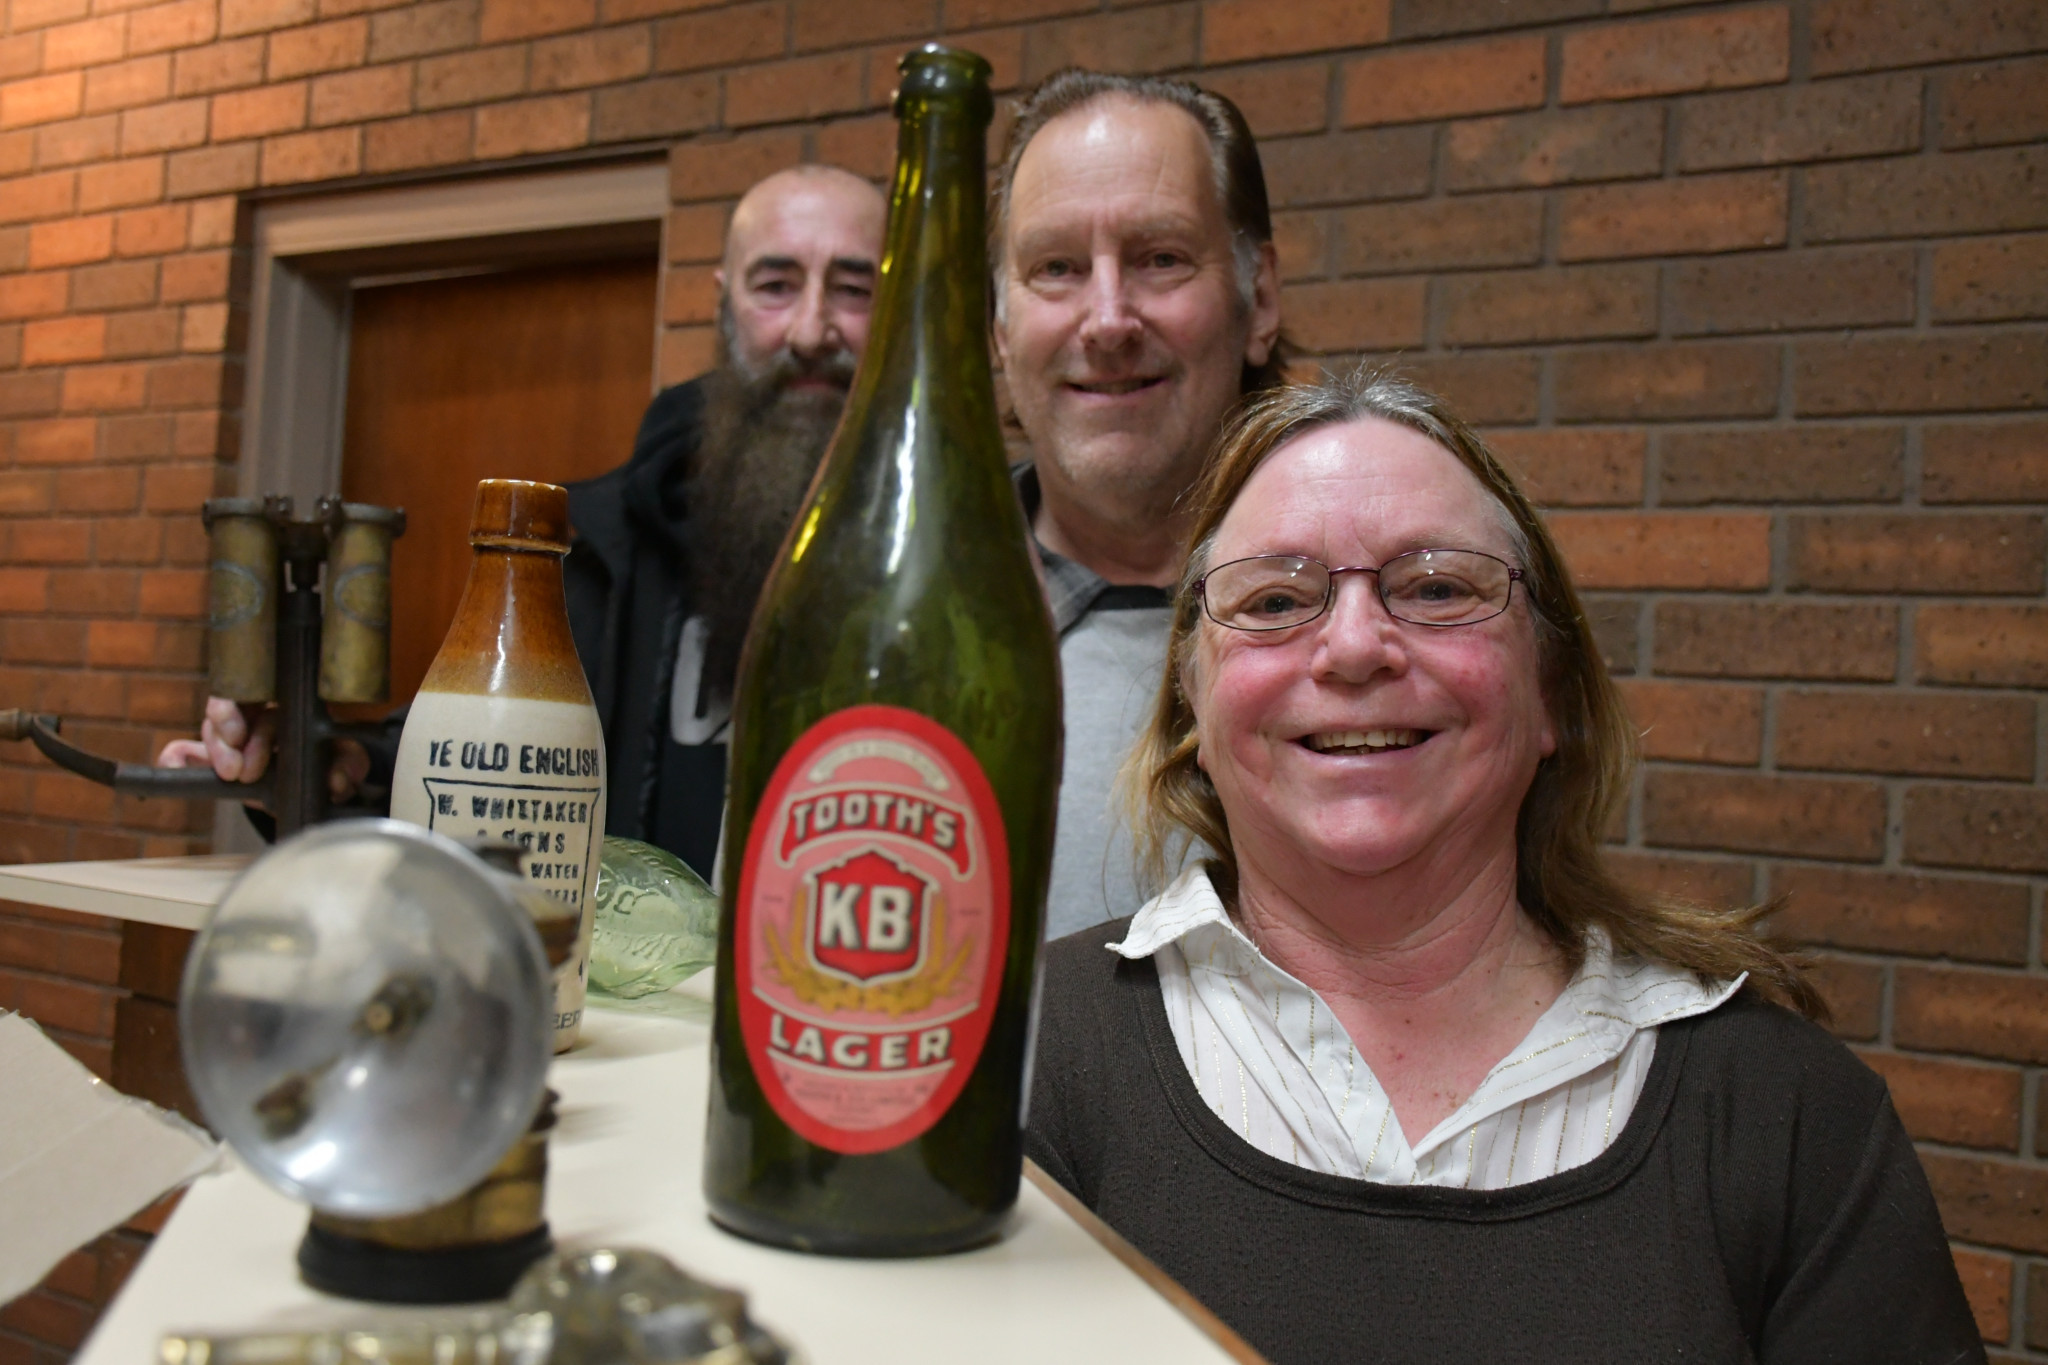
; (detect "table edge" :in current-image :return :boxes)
[1020,1159,1269,1365]
[0,866,212,930]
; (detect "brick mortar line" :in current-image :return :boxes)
[0,951,129,985]
[1783,0,1815,85]
[1378,318,2048,354]
[1917,63,1945,166]
[2035,700,2048,800]
[1884,781,1906,865]
[5,1016,118,1049]
[1756,680,1780,774]
[1750,848,2041,887]
[1912,1137,2048,1169]
[2036,878,2048,978]
[1642,428,1666,509]
[1288,238,2043,285]
[1861,1041,2045,1068]
[1317,43,1339,157]
[0,907,121,930]
[1687,679,2047,698]
[1793,944,2048,983]
[16,1281,96,1308]
[2022,1062,2041,1165]
[1877,942,1896,1047]
[1638,587,2045,606]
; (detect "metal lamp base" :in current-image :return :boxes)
[297,1222,553,1303]
[295,1090,558,1303]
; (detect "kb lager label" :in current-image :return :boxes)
[735,704,1009,1155]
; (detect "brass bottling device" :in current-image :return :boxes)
[0,495,405,836]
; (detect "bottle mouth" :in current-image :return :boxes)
[894,44,992,119]
[470,479,571,552]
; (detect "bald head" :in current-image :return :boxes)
[725,166,884,277]
[718,165,887,381]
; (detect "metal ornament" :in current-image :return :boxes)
[180,819,562,1301]
[158,1248,793,1365]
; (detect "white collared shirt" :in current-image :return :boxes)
[1110,867,1743,1189]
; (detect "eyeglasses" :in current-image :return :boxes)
[1195,550,1524,632]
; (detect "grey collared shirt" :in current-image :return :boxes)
[1035,521,1116,636]
[1014,465,1179,940]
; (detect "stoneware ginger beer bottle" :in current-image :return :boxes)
[704,45,1062,1255]
[391,479,607,1053]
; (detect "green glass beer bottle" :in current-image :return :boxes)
[703,45,1061,1256]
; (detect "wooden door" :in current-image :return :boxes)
[339,256,659,713]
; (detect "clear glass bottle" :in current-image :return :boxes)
[391,479,608,1052]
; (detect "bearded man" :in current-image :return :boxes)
[564,165,886,875]
[163,166,886,878]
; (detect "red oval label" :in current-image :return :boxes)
[734,705,1010,1155]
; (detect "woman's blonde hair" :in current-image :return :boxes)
[1128,368,1823,1018]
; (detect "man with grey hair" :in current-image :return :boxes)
[992,70,1285,935]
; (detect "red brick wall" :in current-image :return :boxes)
[0,1195,177,1365]
[1,0,2044,1355]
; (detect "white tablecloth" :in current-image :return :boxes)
[74,987,1246,1365]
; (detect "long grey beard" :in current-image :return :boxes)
[685,361,850,712]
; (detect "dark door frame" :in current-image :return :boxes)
[240,160,672,507]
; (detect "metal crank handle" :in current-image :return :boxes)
[158,1248,792,1365]
[159,1310,540,1365]
[0,708,275,803]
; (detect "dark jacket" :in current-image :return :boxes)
[564,377,704,846]
[1026,920,1986,1365]
[248,380,708,850]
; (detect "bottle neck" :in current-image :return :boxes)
[851,89,994,413]
[419,545,592,705]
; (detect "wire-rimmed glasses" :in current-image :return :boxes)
[1195,549,1524,632]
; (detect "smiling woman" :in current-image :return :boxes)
[1023,369,1984,1365]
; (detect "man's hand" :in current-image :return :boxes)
[157,696,372,801]
[158,696,272,783]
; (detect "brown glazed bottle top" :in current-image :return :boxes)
[470,479,570,554]
[416,477,591,703]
